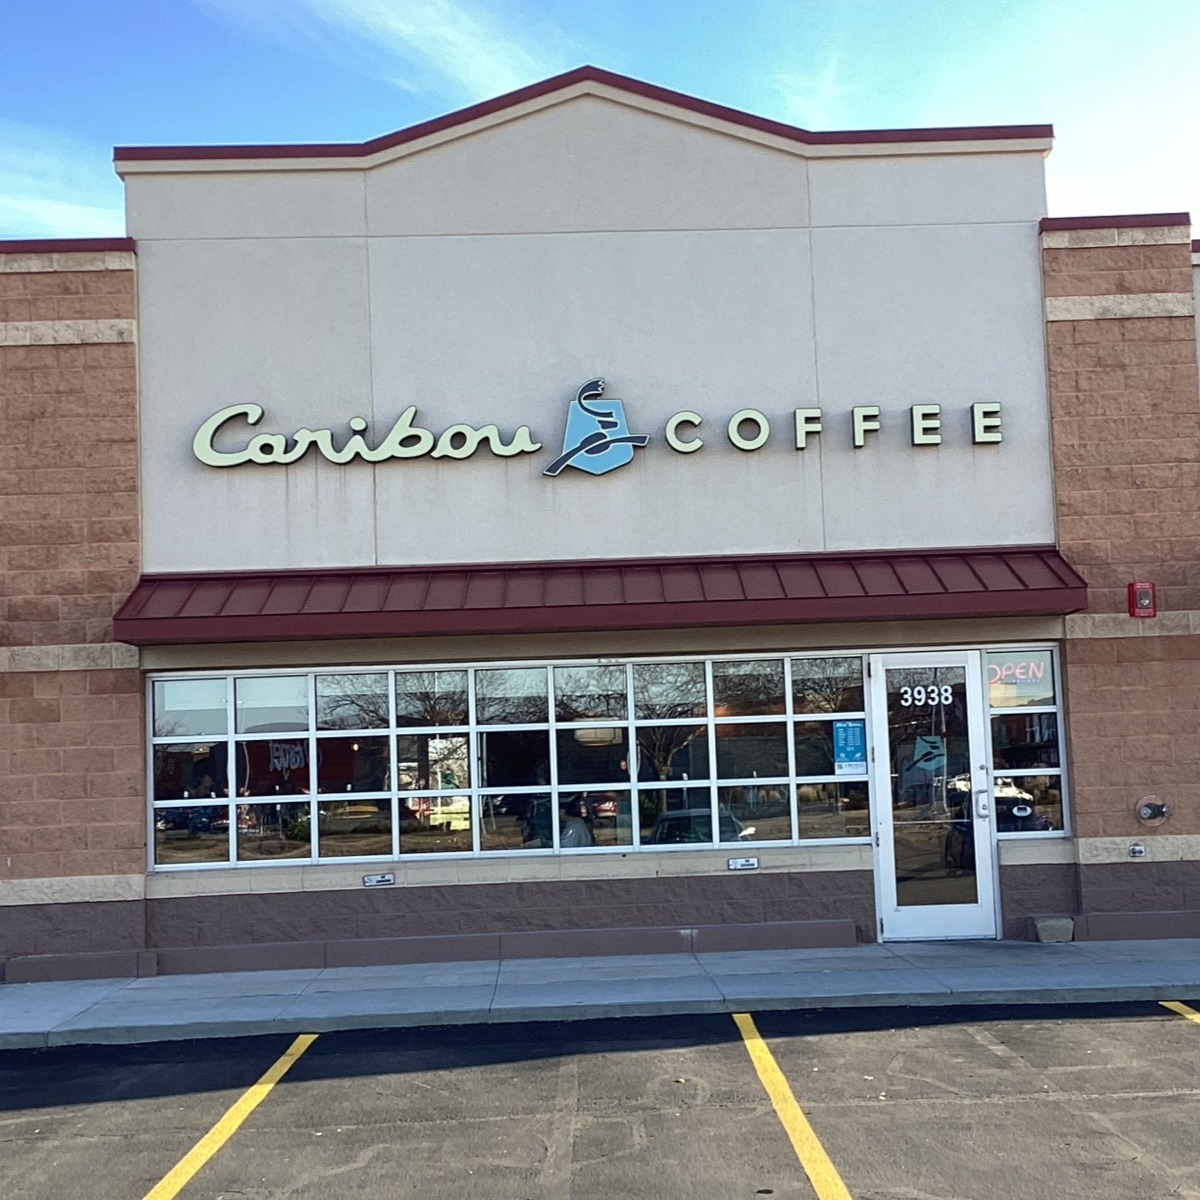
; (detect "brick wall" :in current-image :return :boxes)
[1044,239,1200,615]
[1043,217,1200,850]
[0,245,144,886]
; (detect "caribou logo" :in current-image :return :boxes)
[542,378,650,477]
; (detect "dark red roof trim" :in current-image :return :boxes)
[1192,240,1200,253]
[113,546,1087,646]
[0,237,136,255]
[1040,213,1191,232]
[114,65,1053,163]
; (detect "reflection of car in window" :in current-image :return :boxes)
[944,776,1047,865]
[648,808,756,844]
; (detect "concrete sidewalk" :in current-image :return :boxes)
[3,937,1199,1049]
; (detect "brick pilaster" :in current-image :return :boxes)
[0,243,145,888]
[1042,215,1200,862]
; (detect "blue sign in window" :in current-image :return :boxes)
[833,719,867,777]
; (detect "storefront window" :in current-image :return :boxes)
[316,673,389,730]
[153,805,230,866]
[236,802,312,860]
[714,722,789,778]
[153,678,227,738]
[555,727,629,785]
[479,793,551,852]
[316,736,392,793]
[316,800,392,858]
[720,785,791,843]
[634,725,709,781]
[237,738,310,796]
[792,657,864,714]
[475,668,548,724]
[986,650,1056,708]
[396,735,469,792]
[235,676,308,733]
[153,742,229,801]
[985,650,1066,834]
[632,662,707,719]
[146,647,1066,868]
[554,665,627,721]
[796,782,870,841]
[395,670,468,727]
[712,659,785,716]
[401,795,472,854]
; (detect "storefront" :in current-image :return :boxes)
[2,67,1197,980]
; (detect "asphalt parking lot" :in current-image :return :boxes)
[2,1002,1200,1200]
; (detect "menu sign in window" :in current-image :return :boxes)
[833,719,867,776]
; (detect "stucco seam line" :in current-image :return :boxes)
[0,318,136,346]
[0,643,140,673]
[0,252,137,273]
[0,875,146,907]
[1045,293,1194,321]
[1041,226,1192,249]
[1066,611,1200,639]
[1077,835,1200,865]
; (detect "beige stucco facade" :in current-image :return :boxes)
[2,71,1199,980]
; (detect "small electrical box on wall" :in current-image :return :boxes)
[1128,582,1157,618]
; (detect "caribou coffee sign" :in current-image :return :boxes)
[193,378,1003,476]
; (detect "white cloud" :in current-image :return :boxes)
[200,0,574,100]
[770,50,851,129]
[0,120,124,239]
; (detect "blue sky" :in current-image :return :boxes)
[2,0,1198,237]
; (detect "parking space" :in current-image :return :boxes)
[2,1003,1200,1199]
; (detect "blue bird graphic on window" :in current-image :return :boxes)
[543,378,650,477]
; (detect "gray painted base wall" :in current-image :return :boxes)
[4,861,1195,982]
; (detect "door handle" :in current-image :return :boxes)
[974,789,990,819]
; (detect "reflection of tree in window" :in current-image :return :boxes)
[792,658,864,714]
[712,660,784,716]
[554,665,626,721]
[316,674,390,729]
[632,662,707,719]
[475,669,547,724]
[394,671,469,727]
[636,725,706,782]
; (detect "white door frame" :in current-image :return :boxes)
[869,650,999,941]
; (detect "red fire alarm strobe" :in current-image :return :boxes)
[1128,582,1157,618]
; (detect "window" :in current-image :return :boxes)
[985,650,1067,834]
[147,647,1067,868]
[149,654,875,868]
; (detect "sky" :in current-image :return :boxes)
[2,0,1199,239]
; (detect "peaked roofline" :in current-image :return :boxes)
[113,64,1053,164]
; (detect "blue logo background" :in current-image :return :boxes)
[543,379,650,477]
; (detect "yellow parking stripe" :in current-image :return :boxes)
[733,1012,853,1200]
[143,1033,318,1200]
[1162,1001,1200,1024]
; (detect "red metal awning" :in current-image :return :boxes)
[113,546,1087,646]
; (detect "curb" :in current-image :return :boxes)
[1,984,1187,1050]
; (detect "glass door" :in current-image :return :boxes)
[869,651,997,940]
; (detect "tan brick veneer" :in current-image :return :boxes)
[1044,222,1200,850]
[0,250,144,885]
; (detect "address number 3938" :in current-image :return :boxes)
[898,684,954,707]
